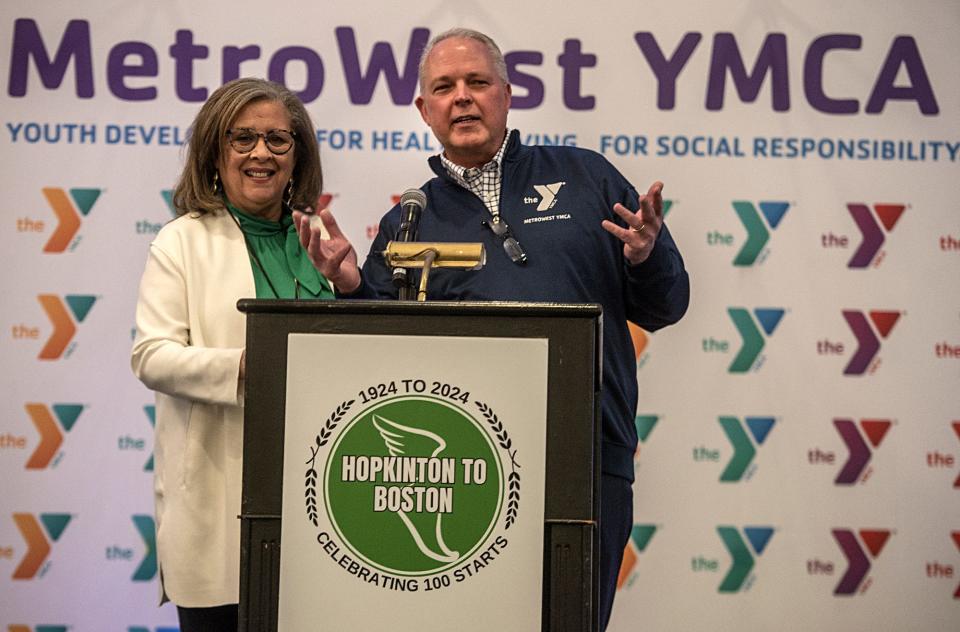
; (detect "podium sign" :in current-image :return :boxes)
[279,334,547,630]
[238,300,601,632]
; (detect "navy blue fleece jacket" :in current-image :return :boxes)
[352,130,689,480]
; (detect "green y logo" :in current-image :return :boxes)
[717,526,774,592]
[718,417,775,481]
[143,405,155,471]
[132,515,157,581]
[732,201,790,266]
[160,190,177,216]
[727,308,785,373]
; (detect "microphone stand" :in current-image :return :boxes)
[392,190,425,301]
[397,277,415,301]
[393,212,417,300]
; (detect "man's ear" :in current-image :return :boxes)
[415,95,429,124]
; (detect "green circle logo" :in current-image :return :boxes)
[323,396,503,576]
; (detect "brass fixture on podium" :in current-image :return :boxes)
[383,241,485,301]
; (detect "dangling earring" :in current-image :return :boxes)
[285,178,295,207]
[212,170,221,193]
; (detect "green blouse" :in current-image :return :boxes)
[226,201,334,300]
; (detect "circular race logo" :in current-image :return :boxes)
[323,396,503,576]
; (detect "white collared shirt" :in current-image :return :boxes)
[440,129,511,218]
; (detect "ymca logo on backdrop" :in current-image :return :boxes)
[8,626,69,632]
[953,532,960,598]
[842,309,902,375]
[832,528,892,595]
[104,515,157,581]
[704,200,788,265]
[732,201,790,265]
[716,526,775,593]
[954,422,960,489]
[143,405,156,472]
[924,531,960,599]
[628,322,652,369]
[131,515,157,582]
[633,414,660,462]
[159,190,176,216]
[633,414,664,478]
[847,203,906,268]
[23,403,84,469]
[31,294,97,360]
[718,416,776,482]
[616,524,657,590]
[728,307,785,373]
[10,513,72,579]
[833,418,892,485]
[303,383,519,591]
[39,187,102,252]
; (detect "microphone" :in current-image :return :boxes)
[396,188,426,243]
[392,188,427,290]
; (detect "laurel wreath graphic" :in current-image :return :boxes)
[305,399,355,528]
[475,401,521,530]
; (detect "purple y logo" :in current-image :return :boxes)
[842,310,901,375]
[832,528,892,595]
[847,203,906,268]
[833,419,891,484]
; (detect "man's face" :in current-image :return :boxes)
[416,36,511,169]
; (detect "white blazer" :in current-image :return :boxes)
[132,208,251,607]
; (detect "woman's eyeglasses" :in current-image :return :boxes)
[225,128,296,155]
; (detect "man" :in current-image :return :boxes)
[295,27,689,630]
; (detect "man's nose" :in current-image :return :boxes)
[453,82,472,104]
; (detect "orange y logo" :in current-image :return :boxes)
[23,404,83,469]
[12,513,70,579]
[628,322,649,360]
[40,188,101,252]
[37,295,96,360]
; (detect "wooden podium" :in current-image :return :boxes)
[237,300,601,631]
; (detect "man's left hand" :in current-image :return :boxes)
[601,180,664,265]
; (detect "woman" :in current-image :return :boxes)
[131,77,331,631]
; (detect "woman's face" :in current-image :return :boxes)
[217,99,296,221]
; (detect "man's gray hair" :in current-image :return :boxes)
[418,28,509,91]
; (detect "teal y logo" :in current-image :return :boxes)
[728,308,785,372]
[633,414,660,461]
[732,201,790,265]
[717,526,774,592]
[160,190,175,215]
[719,417,775,482]
[143,405,155,471]
[132,515,157,581]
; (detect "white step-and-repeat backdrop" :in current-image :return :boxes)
[1,1,957,630]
